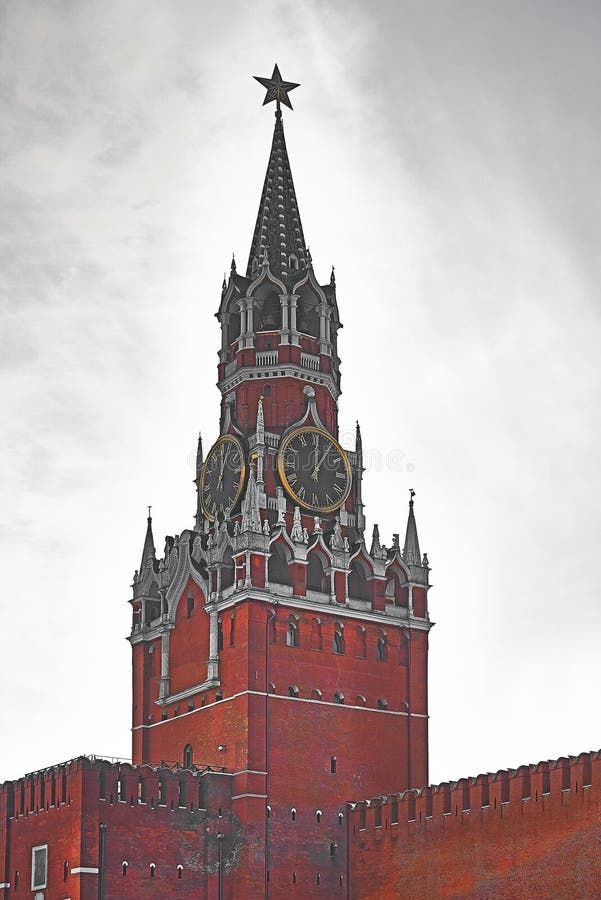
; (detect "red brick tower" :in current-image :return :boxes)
[128,65,432,897]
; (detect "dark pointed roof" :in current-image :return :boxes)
[403,491,422,566]
[246,110,307,281]
[140,511,156,572]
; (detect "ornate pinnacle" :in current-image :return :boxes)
[254,64,300,112]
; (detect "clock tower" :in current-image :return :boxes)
[129,65,432,897]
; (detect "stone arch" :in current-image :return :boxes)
[348,557,371,603]
[306,550,328,593]
[268,542,291,586]
[296,282,321,338]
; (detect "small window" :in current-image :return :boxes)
[330,841,337,857]
[332,630,344,654]
[374,801,382,828]
[286,619,299,648]
[331,756,337,774]
[291,808,296,821]
[333,692,344,704]
[31,845,48,890]
[359,805,366,829]
[218,620,224,651]
[376,635,387,662]
[122,861,128,877]
[316,810,322,823]
[183,745,193,768]
[150,863,156,878]
[229,615,236,646]
[177,864,183,879]
[391,797,399,824]
[288,685,299,698]
[264,385,272,396]
[63,860,69,881]
[377,698,388,710]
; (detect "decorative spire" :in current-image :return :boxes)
[195,433,204,530]
[247,67,307,281]
[240,465,262,534]
[355,420,363,456]
[256,396,265,444]
[330,265,336,286]
[403,489,422,566]
[140,507,156,571]
[231,253,236,273]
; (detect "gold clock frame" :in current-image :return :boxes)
[199,434,247,522]
[277,425,352,514]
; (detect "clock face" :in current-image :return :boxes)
[277,426,352,514]
[200,435,246,522]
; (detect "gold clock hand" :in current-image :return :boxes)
[311,442,332,481]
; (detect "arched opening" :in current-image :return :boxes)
[348,561,371,603]
[385,572,408,607]
[377,698,388,710]
[332,623,345,655]
[221,550,235,590]
[183,745,193,768]
[297,286,320,338]
[268,543,290,586]
[286,616,299,648]
[288,685,299,698]
[257,292,281,331]
[307,553,328,593]
[333,692,344,705]
[376,634,388,662]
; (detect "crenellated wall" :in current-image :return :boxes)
[348,750,601,899]
[0,756,257,899]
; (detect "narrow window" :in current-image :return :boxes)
[522,770,531,799]
[150,863,156,878]
[217,620,224,651]
[331,756,337,774]
[359,805,366,830]
[31,845,48,890]
[376,635,387,662]
[562,762,570,791]
[292,872,297,883]
[177,865,183,879]
[377,698,388,710]
[159,776,167,805]
[229,614,236,646]
[179,777,187,807]
[138,776,146,803]
[332,628,344,654]
[408,793,416,821]
[291,808,296,821]
[338,812,344,824]
[286,619,298,648]
[330,841,337,856]
[63,860,69,881]
[501,774,510,803]
[333,692,344,704]
[187,592,194,618]
[117,776,125,802]
[19,780,25,815]
[122,861,128,877]
[316,810,322,823]
[188,699,194,711]
[317,874,321,884]
[61,768,67,803]
[29,776,34,811]
[51,770,56,806]
[14,871,19,889]
[183,744,193,768]
[391,797,399,824]
[99,771,106,801]
[542,766,550,794]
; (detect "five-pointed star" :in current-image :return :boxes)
[254,64,300,110]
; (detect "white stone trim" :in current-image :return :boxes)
[231,793,268,800]
[0,884,10,890]
[70,867,99,875]
[134,688,427,730]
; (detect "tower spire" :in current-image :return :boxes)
[403,489,421,566]
[195,432,204,530]
[140,507,156,572]
[247,66,306,280]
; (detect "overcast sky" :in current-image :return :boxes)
[1,1,600,785]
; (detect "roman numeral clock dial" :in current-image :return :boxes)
[199,435,246,521]
[277,426,352,514]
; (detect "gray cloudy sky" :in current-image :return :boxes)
[1,1,600,783]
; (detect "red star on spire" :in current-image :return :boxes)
[253,64,300,111]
